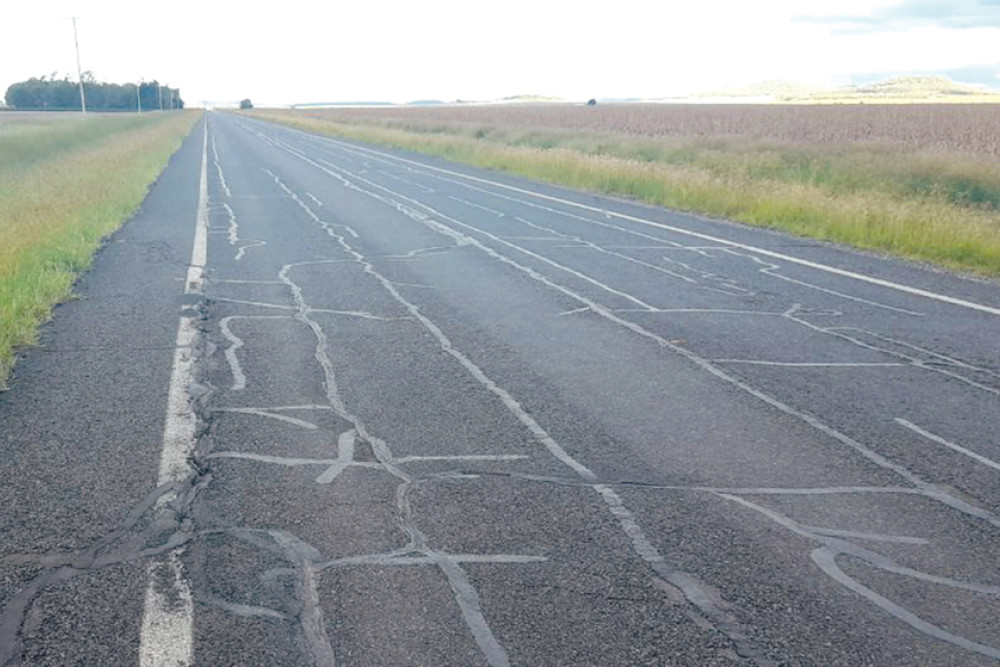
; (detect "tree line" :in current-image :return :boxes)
[3,74,183,111]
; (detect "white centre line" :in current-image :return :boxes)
[139,115,210,667]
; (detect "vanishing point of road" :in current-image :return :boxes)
[2,113,1000,665]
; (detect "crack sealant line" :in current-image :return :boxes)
[220,316,247,391]
[306,158,1000,530]
[720,248,923,316]
[261,137,1000,660]
[311,140,694,253]
[139,116,210,667]
[718,494,1000,661]
[276,258,411,485]
[262,168,534,666]
[896,418,1000,474]
[258,156,774,663]
[509,214,712,290]
[212,407,320,430]
[811,548,1000,661]
[784,307,1000,397]
[270,532,337,667]
[270,137,1000,516]
[273,144,658,312]
[295,128,1000,318]
[396,481,511,667]
[210,131,231,198]
[839,327,1000,379]
[271,134,1000,534]
[224,202,238,245]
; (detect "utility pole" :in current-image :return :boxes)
[136,82,142,113]
[158,84,163,111]
[71,17,86,113]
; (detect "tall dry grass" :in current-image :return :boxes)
[248,105,1000,277]
[0,111,200,385]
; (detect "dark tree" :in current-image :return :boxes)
[3,75,183,111]
[587,98,597,106]
[239,99,253,110]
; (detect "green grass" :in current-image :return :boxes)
[0,111,201,386]
[247,109,1000,278]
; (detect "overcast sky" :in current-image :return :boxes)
[2,0,999,106]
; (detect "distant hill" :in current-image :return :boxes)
[689,76,1000,103]
[292,101,395,108]
[696,80,827,100]
[848,76,987,98]
[498,94,566,103]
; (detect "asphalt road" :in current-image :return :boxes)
[2,112,1000,665]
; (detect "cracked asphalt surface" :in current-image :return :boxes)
[2,113,1000,665]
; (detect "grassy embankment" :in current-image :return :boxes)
[0,111,200,386]
[247,107,1000,278]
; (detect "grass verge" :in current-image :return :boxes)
[0,111,201,387]
[246,109,1000,278]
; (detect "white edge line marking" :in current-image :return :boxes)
[896,418,1000,473]
[139,116,208,667]
[318,136,1000,317]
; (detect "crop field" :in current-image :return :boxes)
[249,104,1000,277]
[0,110,200,385]
[295,104,1000,154]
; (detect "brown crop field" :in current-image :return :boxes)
[248,104,1000,276]
[295,104,1000,154]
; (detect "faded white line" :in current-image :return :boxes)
[383,244,457,260]
[620,308,783,315]
[802,526,929,545]
[722,249,923,316]
[140,551,194,667]
[510,214,745,293]
[786,309,1000,397]
[214,296,295,311]
[377,169,435,192]
[139,116,210,667]
[206,451,370,468]
[448,195,504,216]
[896,418,1000,474]
[395,454,530,463]
[308,309,413,321]
[250,404,334,411]
[318,135,1000,316]
[712,360,906,368]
